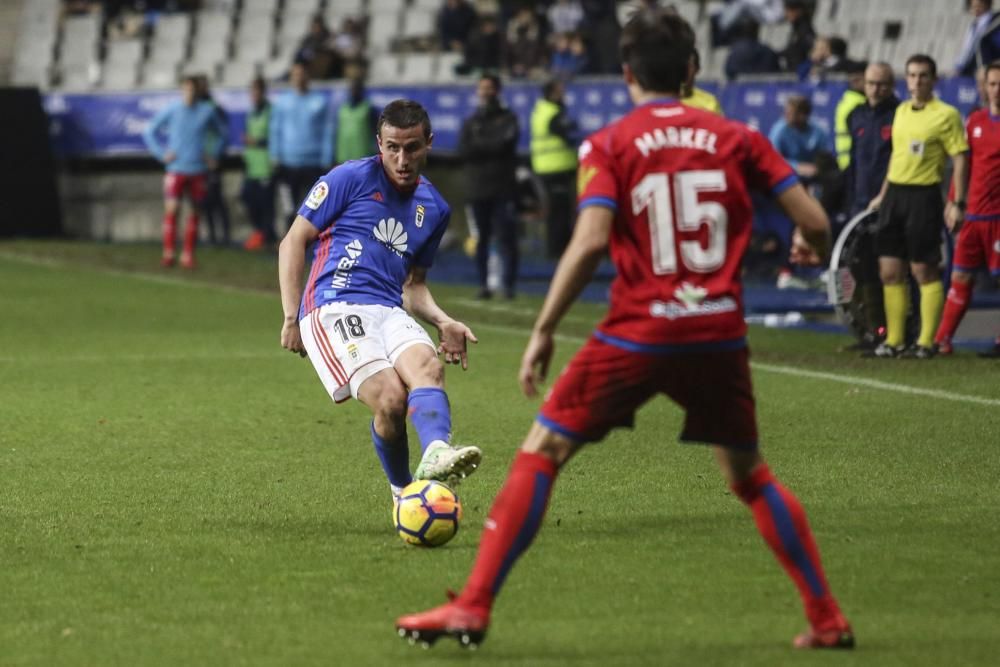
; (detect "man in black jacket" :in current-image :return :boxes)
[845,62,899,216]
[459,73,521,299]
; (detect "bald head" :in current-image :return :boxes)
[864,62,894,106]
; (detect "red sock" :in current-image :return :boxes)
[457,451,558,611]
[732,464,845,631]
[162,211,177,257]
[182,213,199,257]
[935,280,973,344]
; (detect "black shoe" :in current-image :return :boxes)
[475,288,492,300]
[861,342,904,358]
[902,344,937,359]
[977,342,1000,358]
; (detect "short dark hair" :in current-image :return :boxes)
[251,76,267,91]
[905,53,938,78]
[480,72,502,90]
[377,99,432,140]
[828,36,848,58]
[542,78,562,99]
[845,59,867,75]
[787,94,812,116]
[986,59,1000,77]
[619,9,695,94]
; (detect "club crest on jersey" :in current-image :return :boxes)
[909,140,925,157]
[415,204,425,228]
[973,126,983,139]
[305,181,329,210]
[374,217,408,256]
[347,343,360,361]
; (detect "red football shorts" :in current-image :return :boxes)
[163,172,207,202]
[952,220,1000,275]
[538,337,758,449]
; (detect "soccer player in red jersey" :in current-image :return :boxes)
[396,9,853,651]
[935,61,1000,357]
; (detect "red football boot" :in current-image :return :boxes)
[396,594,489,649]
[793,620,855,649]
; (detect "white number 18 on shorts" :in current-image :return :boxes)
[299,303,435,403]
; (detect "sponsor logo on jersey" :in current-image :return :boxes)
[374,217,408,256]
[973,125,983,139]
[634,127,718,157]
[578,140,593,161]
[649,282,737,320]
[415,204,425,228]
[347,343,360,361]
[331,240,363,289]
[994,240,1000,254]
[881,125,891,141]
[305,181,329,210]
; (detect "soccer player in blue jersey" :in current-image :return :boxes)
[278,99,482,500]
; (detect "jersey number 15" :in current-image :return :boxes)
[631,169,729,275]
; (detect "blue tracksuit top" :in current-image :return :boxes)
[142,100,228,174]
[767,119,831,168]
[845,96,900,214]
[268,89,335,169]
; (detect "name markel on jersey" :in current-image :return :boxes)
[634,126,719,157]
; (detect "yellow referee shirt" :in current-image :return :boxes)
[683,87,723,115]
[887,97,968,185]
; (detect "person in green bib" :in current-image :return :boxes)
[334,77,379,165]
[241,77,276,251]
[530,78,579,258]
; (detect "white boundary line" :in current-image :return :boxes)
[4,251,999,407]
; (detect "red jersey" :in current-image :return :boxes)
[578,99,796,346]
[965,109,1000,221]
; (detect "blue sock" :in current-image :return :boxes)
[370,421,412,492]
[407,387,452,453]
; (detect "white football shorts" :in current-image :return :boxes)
[299,303,435,403]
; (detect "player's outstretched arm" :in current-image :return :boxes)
[520,205,613,397]
[404,267,478,370]
[277,215,319,356]
[776,183,831,266]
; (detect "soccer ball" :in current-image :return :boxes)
[395,480,462,547]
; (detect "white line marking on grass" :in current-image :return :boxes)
[453,298,596,325]
[751,362,1000,407]
[5,251,998,407]
[0,351,284,364]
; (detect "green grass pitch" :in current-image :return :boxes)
[1,240,999,666]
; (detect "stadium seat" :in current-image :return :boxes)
[284,0,322,14]
[242,0,279,18]
[106,40,145,67]
[435,51,464,83]
[219,60,258,87]
[412,0,442,9]
[142,63,179,89]
[325,0,366,23]
[367,12,402,53]
[369,54,401,83]
[196,10,234,42]
[370,0,408,12]
[401,10,436,43]
[399,53,436,82]
[101,63,140,90]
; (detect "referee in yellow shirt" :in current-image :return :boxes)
[682,49,723,115]
[866,54,969,358]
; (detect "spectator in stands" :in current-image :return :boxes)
[684,49,723,113]
[781,0,815,74]
[548,0,585,35]
[954,0,994,77]
[976,7,1000,70]
[530,78,579,258]
[295,14,342,80]
[710,0,785,47]
[803,35,849,81]
[723,19,781,81]
[579,0,621,75]
[768,94,832,288]
[438,0,478,53]
[461,15,503,74]
[142,75,227,268]
[269,61,335,235]
[334,77,379,164]
[242,77,276,252]
[769,94,830,181]
[332,17,365,78]
[195,74,232,248]
[506,6,548,79]
[833,60,868,171]
[550,32,589,81]
[865,54,969,359]
[459,73,521,300]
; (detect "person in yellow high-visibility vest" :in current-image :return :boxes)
[530,78,579,258]
[833,60,867,169]
[682,48,723,115]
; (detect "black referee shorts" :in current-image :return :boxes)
[874,183,944,264]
